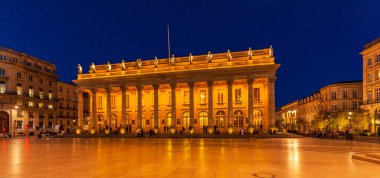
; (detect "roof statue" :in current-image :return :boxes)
[170,54,175,66]
[269,45,274,57]
[207,51,213,63]
[189,53,193,64]
[120,60,126,70]
[136,58,142,68]
[248,47,253,59]
[106,61,112,72]
[154,56,159,67]
[90,62,96,73]
[227,49,232,61]
[77,64,82,74]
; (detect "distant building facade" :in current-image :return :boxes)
[74,47,280,133]
[0,47,83,135]
[277,81,362,131]
[361,37,380,133]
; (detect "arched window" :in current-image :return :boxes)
[0,69,5,76]
[199,111,208,128]
[166,113,172,126]
[215,111,226,128]
[182,112,190,129]
[233,110,244,128]
[253,110,263,127]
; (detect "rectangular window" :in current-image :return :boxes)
[368,73,372,82]
[126,94,129,108]
[0,82,5,94]
[49,81,52,86]
[17,72,22,79]
[368,58,372,66]
[376,88,380,102]
[111,95,116,108]
[254,88,260,102]
[331,91,336,100]
[29,75,33,82]
[353,90,357,98]
[331,104,337,110]
[200,90,206,104]
[0,69,4,76]
[235,89,242,103]
[16,121,23,130]
[368,90,373,102]
[28,101,34,107]
[29,87,34,97]
[377,54,380,62]
[141,94,145,107]
[17,84,22,95]
[167,92,172,105]
[343,102,347,110]
[39,79,43,85]
[28,121,34,130]
[343,91,348,99]
[48,104,53,109]
[39,103,44,108]
[39,89,44,99]
[217,89,224,103]
[48,91,53,100]
[97,96,102,108]
[353,102,358,109]
[183,91,189,104]
[17,110,23,117]
[29,112,34,118]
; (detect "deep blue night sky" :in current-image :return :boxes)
[1,0,380,107]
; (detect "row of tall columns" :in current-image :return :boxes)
[84,77,275,132]
[121,86,127,126]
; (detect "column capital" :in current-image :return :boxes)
[153,83,160,89]
[247,78,254,85]
[105,87,111,93]
[170,82,177,89]
[227,79,234,86]
[136,84,142,91]
[120,85,127,91]
[207,80,214,86]
[268,77,277,83]
[90,88,97,94]
[188,82,195,88]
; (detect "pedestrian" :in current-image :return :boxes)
[349,127,354,141]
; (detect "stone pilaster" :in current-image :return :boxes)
[207,80,214,133]
[227,80,233,128]
[170,82,177,128]
[247,78,254,134]
[90,88,97,130]
[189,82,195,130]
[153,84,159,130]
[137,85,142,129]
[106,87,111,129]
[121,86,127,126]
[77,90,84,129]
[268,78,276,129]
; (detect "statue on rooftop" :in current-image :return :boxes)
[189,53,193,64]
[136,58,142,68]
[207,51,212,63]
[120,60,126,70]
[106,61,112,72]
[154,56,159,67]
[77,64,82,74]
[227,49,232,61]
[90,62,96,73]
[248,47,253,59]
[269,45,274,57]
[170,54,175,66]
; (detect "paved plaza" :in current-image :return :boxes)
[0,137,379,178]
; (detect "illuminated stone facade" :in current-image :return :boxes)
[74,47,280,133]
[0,47,58,135]
[361,37,380,133]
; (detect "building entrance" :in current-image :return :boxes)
[0,111,9,134]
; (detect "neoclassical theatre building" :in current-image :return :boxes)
[74,47,280,133]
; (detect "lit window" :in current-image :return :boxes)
[17,84,22,95]
[254,88,260,102]
[217,89,224,103]
[168,92,172,105]
[200,90,206,104]
[49,91,53,100]
[28,101,34,107]
[0,82,5,93]
[39,103,44,108]
[48,104,53,109]
[39,89,44,99]
[29,87,34,97]
[235,89,242,103]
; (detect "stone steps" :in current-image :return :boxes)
[352,154,380,164]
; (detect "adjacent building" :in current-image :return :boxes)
[0,47,80,135]
[73,47,280,133]
[361,37,380,133]
[278,81,362,131]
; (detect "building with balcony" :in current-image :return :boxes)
[73,47,280,133]
[361,36,380,133]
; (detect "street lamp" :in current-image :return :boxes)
[349,112,353,127]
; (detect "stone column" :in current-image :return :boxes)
[137,85,143,130]
[170,83,177,129]
[268,78,276,129]
[153,84,159,132]
[91,89,97,130]
[77,91,84,129]
[227,80,233,132]
[106,87,111,129]
[247,78,254,134]
[189,82,195,130]
[207,80,214,133]
[121,86,127,127]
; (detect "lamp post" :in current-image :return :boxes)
[349,112,353,128]
[10,105,19,138]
